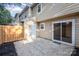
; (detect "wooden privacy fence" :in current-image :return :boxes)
[0,25,24,44]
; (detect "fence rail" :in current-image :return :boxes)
[0,25,24,44]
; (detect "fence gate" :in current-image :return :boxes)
[0,25,24,44]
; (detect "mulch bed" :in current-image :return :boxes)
[71,47,79,56]
[0,42,17,56]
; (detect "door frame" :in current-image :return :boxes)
[52,19,75,46]
[29,21,36,39]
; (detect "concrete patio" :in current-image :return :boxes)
[14,38,74,56]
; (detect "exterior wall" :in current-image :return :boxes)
[14,13,20,25]
[36,20,52,40]
[36,16,74,40]
[19,9,29,22]
[75,16,79,47]
[18,3,79,47]
[32,3,79,47]
[36,15,79,47]
[32,3,79,22]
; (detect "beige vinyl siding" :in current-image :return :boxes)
[75,16,79,47]
[36,23,40,37]
[36,17,73,40]
[32,3,79,22]
[37,20,52,40]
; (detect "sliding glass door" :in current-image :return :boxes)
[53,21,72,44]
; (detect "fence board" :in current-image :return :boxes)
[0,25,24,44]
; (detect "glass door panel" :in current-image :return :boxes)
[62,22,72,43]
[54,23,61,41]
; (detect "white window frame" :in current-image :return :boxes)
[40,23,45,30]
[37,4,42,14]
[52,19,75,46]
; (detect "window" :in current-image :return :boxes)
[37,4,42,13]
[40,23,45,30]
